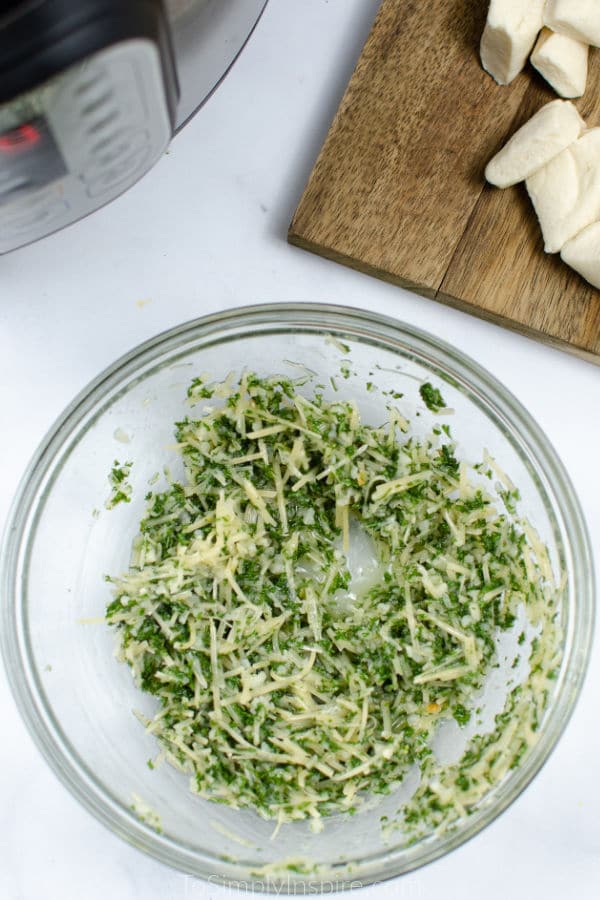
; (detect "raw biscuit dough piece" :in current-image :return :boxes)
[531,28,589,98]
[526,128,600,253]
[481,0,546,85]
[561,222,600,289]
[544,0,600,48]
[485,99,586,188]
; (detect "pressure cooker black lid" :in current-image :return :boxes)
[0,0,178,119]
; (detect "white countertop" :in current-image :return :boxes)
[1,2,599,898]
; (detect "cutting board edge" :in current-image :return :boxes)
[287,229,438,300]
[436,286,600,367]
[288,225,600,367]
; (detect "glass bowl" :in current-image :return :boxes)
[1,303,594,892]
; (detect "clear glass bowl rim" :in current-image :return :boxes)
[0,302,595,892]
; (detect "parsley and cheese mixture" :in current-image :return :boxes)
[106,371,561,834]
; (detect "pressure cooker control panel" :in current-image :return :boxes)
[0,39,172,254]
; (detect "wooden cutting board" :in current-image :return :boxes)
[289,0,600,364]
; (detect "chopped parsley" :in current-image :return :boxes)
[105,460,133,509]
[106,372,561,834]
[419,382,446,413]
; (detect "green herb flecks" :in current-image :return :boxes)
[106,372,560,834]
[419,382,447,413]
[106,460,133,509]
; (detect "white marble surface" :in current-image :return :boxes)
[1,1,599,898]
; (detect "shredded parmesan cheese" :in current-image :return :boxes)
[106,371,562,833]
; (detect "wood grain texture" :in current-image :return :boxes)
[289,0,600,363]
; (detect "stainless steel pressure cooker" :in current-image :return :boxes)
[0,0,267,254]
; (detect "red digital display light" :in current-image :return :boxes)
[0,123,42,153]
